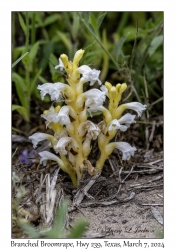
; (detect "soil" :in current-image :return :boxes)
[12,98,163,239]
[70,174,163,239]
[12,141,163,239]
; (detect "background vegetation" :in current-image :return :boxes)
[12,11,163,129]
[12,11,163,238]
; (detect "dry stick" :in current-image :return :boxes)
[146,158,163,165]
[157,194,163,199]
[128,184,163,190]
[151,206,163,225]
[132,85,142,103]
[136,165,163,170]
[108,159,117,174]
[145,125,150,150]
[143,73,150,120]
[80,192,136,208]
[149,120,156,142]
[121,165,134,183]
[130,175,163,187]
[102,167,123,201]
[123,89,132,102]
[142,203,163,206]
[118,167,123,183]
[122,168,163,174]
[106,166,134,201]
[148,97,163,107]
[73,173,101,206]
[94,187,104,198]
[116,167,124,196]
[147,174,163,183]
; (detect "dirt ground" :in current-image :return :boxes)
[68,150,163,239]
[12,103,163,239]
[70,173,163,239]
[12,141,163,239]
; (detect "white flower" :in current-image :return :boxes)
[100,85,108,96]
[29,133,53,148]
[38,151,60,166]
[87,105,105,117]
[41,106,58,128]
[37,82,65,101]
[77,65,102,86]
[84,89,106,107]
[55,58,64,71]
[52,106,71,125]
[54,129,68,142]
[78,120,101,140]
[54,137,79,155]
[107,142,137,160]
[41,106,72,127]
[77,89,106,111]
[123,102,147,117]
[108,114,136,132]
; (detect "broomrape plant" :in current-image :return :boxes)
[29,49,146,187]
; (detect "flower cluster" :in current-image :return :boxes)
[29,49,146,187]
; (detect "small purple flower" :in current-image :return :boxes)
[20,141,50,167]
[20,149,38,167]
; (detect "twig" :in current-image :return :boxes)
[142,203,163,206]
[149,120,156,142]
[107,166,134,201]
[121,165,134,183]
[79,192,135,208]
[151,206,163,225]
[131,85,141,103]
[122,169,162,174]
[143,73,150,120]
[157,194,163,199]
[108,159,116,174]
[118,167,123,183]
[73,173,101,206]
[116,167,123,195]
[147,175,163,183]
[147,159,163,165]
[148,97,163,107]
[145,125,150,150]
[129,184,163,190]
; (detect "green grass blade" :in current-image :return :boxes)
[46,200,68,238]
[12,52,29,68]
[113,32,130,61]
[19,222,40,238]
[12,148,18,158]
[18,13,27,34]
[68,218,88,238]
[97,12,107,29]
[148,35,163,56]
[43,13,60,27]
[29,69,42,95]
[78,12,119,69]
[12,73,29,114]
[28,41,39,63]
[56,31,71,50]
[12,104,29,121]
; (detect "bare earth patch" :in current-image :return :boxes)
[12,140,163,239]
